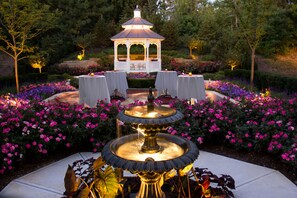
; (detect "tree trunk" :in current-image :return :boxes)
[189,47,192,58]
[39,67,42,73]
[250,47,256,91]
[14,58,20,93]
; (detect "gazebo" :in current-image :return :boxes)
[111,6,164,73]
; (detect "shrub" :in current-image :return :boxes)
[225,69,297,94]
[127,78,155,88]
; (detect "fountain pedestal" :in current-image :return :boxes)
[137,172,165,198]
[102,88,199,198]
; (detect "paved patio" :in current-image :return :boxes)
[1,89,297,197]
[1,151,296,198]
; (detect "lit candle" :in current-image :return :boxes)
[90,73,94,76]
[188,72,192,76]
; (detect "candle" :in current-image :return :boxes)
[188,72,192,76]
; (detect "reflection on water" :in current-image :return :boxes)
[116,138,184,161]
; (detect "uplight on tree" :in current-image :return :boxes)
[30,59,45,73]
[228,60,238,71]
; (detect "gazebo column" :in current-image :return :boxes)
[126,40,130,72]
[157,41,161,71]
[146,40,150,73]
[157,41,161,60]
[114,42,118,70]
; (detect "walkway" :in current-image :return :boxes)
[1,151,296,198]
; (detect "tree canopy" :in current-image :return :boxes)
[0,0,296,83]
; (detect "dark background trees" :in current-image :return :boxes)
[1,0,296,79]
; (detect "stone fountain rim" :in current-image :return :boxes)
[101,133,199,172]
[117,109,184,125]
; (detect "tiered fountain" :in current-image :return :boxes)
[102,88,199,198]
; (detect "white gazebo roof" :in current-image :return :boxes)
[111,29,164,40]
[111,5,164,73]
[111,5,164,41]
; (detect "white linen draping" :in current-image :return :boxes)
[177,75,206,100]
[155,71,178,97]
[104,71,128,98]
[79,75,110,107]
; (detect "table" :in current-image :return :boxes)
[104,71,128,98]
[155,71,178,97]
[79,75,110,107]
[177,74,206,101]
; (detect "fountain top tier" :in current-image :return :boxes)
[118,87,183,127]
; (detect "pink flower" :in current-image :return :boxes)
[25,144,31,149]
[3,128,11,134]
[7,160,12,165]
[90,137,94,142]
[49,120,57,127]
[55,137,61,142]
[230,139,236,144]
[247,143,253,148]
[100,113,108,121]
[197,137,203,144]
[171,130,177,135]
[185,122,190,127]
[66,143,71,147]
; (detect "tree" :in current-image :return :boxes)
[74,33,96,60]
[229,0,277,89]
[29,55,46,73]
[161,20,179,50]
[0,0,57,93]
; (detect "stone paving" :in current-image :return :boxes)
[1,151,297,198]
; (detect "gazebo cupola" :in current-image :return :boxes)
[111,5,164,73]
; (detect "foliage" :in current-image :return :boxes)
[63,156,122,198]
[166,59,222,74]
[127,78,156,88]
[48,63,105,76]
[0,80,296,179]
[161,20,179,50]
[190,167,235,198]
[226,0,278,88]
[74,33,96,60]
[225,69,297,94]
[0,0,58,93]
[64,156,235,198]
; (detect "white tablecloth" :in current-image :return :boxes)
[104,71,128,98]
[155,71,178,97]
[177,75,206,100]
[79,75,110,107]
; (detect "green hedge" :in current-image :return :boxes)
[127,78,155,88]
[225,69,297,93]
[0,73,49,90]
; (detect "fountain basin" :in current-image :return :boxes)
[102,133,199,172]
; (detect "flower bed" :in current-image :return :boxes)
[0,80,296,175]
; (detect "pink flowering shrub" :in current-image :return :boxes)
[0,96,123,174]
[168,95,297,167]
[0,80,296,175]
